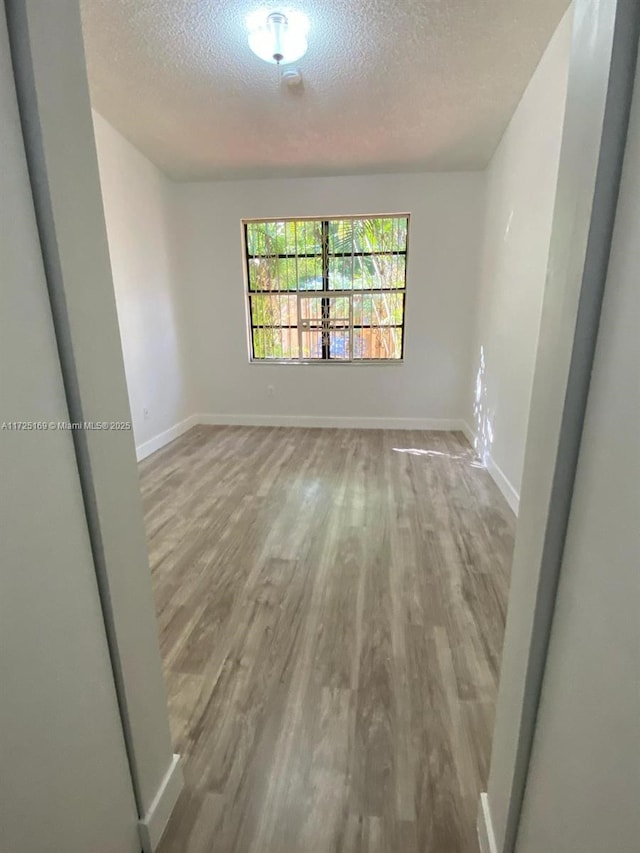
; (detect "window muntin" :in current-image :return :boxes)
[244,215,408,362]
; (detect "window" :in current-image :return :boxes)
[244,215,409,362]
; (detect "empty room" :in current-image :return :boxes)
[3,1,639,853]
[85,0,570,848]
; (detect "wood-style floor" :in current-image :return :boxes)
[140,426,514,853]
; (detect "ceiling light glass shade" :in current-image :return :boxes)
[247,10,309,65]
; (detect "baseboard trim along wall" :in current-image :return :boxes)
[477,793,499,853]
[486,454,520,515]
[196,413,468,431]
[462,422,520,515]
[136,415,198,461]
[138,753,184,853]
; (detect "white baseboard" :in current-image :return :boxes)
[138,753,183,853]
[460,420,476,447]
[487,454,520,515]
[196,413,468,431]
[462,422,519,515]
[136,415,197,461]
[477,792,499,853]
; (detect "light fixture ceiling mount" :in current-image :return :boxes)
[247,9,309,66]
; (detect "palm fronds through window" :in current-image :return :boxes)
[244,215,409,361]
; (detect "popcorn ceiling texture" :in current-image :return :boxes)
[80,0,571,181]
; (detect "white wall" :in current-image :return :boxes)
[0,5,139,850]
[469,7,573,510]
[480,1,637,849]
[171,172,485,426]
[514,49,640,853]
[11,1,182,844]
[93,111,192,457]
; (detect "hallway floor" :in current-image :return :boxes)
[140,426,514,853]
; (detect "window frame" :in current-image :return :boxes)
[242,214,410,365]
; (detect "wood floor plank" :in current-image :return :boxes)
[139,425,514,853]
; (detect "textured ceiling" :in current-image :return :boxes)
[80,0,571,181]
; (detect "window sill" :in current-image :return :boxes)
[248,359,404,366]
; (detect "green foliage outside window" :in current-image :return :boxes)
[245,216,408,361]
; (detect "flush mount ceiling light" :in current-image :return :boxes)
[247,9,309,65]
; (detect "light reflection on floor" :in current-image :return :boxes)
[392,447,485,468]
